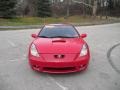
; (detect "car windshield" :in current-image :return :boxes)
[39,25,79,38]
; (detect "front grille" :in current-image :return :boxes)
[54,55,65,59]
[43,67,76,71]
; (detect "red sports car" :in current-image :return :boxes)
[28,24,90,73]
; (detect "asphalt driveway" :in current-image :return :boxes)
[0,23,120,90]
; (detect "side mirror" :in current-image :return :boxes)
[31,34,37,38]
[81,34,87,38]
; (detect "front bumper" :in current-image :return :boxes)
[29,55,90,73]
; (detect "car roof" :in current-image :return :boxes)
[45,23,73,27]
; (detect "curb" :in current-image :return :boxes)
[0,25,43,29]
[0,20,120,30]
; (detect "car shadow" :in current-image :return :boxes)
[32,68,89,78]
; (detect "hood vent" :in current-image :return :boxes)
[52,39,66,43]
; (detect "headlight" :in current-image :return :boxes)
[30,44,39,57]
[80,44,88,56]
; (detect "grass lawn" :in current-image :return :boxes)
[0,16,119,26]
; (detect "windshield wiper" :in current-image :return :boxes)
[39,36,77,38]
[50,36,77,38]
[39,36,49,38]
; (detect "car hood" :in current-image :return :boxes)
[33,38,85,54]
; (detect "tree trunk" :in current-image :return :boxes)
[26,0,36,16]
[66,0,70,17]
[92,0,97,18]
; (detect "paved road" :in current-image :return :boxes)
[0,23,120,90]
